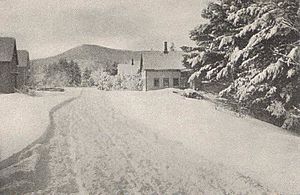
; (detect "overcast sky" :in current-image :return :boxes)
[0,0,209,59]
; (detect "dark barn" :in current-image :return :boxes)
[0,37,18,93]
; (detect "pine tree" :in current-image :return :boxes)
[82,68,94,87]
[70,61,82,86]
[44,59,82,87]
[109,62,118,76]
[184,0,300,130]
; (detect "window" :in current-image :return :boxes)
[154,78,160,87]
[173,78,179,87]
[163,78,169,87]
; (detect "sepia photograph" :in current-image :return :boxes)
[0,0,299,194]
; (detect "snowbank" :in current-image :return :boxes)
[0,88,81,160]
[104,88,300,194]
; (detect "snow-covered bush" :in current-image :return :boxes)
[282,106,300,133]
[119,74,143,91]
[92,71,143,91]
[182,89,204,99]
[183,0,300,131]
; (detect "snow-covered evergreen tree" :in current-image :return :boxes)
[184,0,300,131]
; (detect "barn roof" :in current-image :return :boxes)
[143,51,185,70]
[17,50,30,67]
[0,37,17,62]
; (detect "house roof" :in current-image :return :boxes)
[17,50,30,67]
[0,37,17,62]
[143,51,185,70]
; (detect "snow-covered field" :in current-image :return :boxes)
[0,88,81,160]
[105,89,300,194]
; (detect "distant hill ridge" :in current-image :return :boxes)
[31,44,183,72]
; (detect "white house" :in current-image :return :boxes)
[142,42,188,91]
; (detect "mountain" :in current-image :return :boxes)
[31,44,163,72]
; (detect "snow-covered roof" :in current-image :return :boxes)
[17,50,30,67]
[143,51,185,70]
[118,63,140,75]
[0,37,17,62]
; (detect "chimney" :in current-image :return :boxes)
[163,41,168,54]
[139,53,143,73]
[131,58,134,65]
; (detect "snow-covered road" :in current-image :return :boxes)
[1,88,299,194]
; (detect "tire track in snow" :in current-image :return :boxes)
[38,89,86,194]
[0,89,83,194]
[0,91,81,170]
